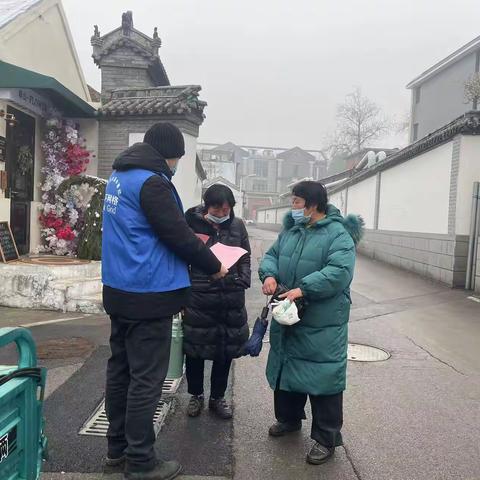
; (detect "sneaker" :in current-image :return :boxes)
[103,454,125,474]
[268,421,302,437]
[187,395,204,417]
[306,442,335,465]
[208,397,233,419]
[124,460,182,480]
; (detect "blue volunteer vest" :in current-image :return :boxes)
[101,168,191,293]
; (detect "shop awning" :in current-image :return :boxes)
[0,60,96,118]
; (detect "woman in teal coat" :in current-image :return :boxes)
[259,181,363,466]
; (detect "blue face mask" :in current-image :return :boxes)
[206,213,230,224]
[291,208,310,224]
[170,165,177,176]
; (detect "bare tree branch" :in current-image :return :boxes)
[325,87,391,160]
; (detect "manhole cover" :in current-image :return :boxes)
[37,337,95,359]
[79,399,171,437]
[347,343,390,362]
[20,255,91,266]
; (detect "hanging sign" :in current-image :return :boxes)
[0,89,54,118]
[0,222,19,262]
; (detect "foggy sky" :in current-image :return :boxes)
[63,0,480,150]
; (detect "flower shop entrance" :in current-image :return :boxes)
[6,106,35,254]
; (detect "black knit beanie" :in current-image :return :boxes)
[143,122,185,159]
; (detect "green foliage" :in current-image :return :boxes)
[57,175,106,260]
[77,178,106,261]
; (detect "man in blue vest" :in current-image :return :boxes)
[102,122,227,480]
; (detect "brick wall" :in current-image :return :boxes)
[97,117,199,179]
[358,229,469,287]
[99,47,156,98]
[102,66,153,98]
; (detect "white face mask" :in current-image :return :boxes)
[206,213,230,224]
[291,208,310,224]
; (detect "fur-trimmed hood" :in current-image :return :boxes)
[283,204,364,245]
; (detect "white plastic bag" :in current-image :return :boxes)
[271,299,300,326]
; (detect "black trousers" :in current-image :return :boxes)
[105,315,172,473]
[274,389,343,448]
[185,355,232,399]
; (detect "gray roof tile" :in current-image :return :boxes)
[97,85,206,117]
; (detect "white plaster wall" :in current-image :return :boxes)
[455,136,480,235]
[75,119,99,177]
[256,205,289,224]
[29,201,42,252]
[128,133,144,145]
[329,189,347,216]
[0,199,10,222]
[378,141,453,234]
[0,0,90,101]
[172,133,201,210]
[346,176,376,229]
[265,210,276,224]
[129,132,202,211]
[276,206,290,224]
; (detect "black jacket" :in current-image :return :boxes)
[182,206,251,360]
[102,143,221,320]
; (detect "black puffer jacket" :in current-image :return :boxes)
[183,206,251,361]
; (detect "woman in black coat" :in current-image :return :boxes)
[183,184,251,419]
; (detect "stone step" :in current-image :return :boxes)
[65,293,104,314]
[0,261,102,312]
[50,276,102,300]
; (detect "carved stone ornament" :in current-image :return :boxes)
[122,11,133,36]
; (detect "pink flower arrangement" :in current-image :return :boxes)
[38,118,92,255]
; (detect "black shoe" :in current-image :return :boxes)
[124,460,182,480]
[268,421,302,437]
[187,395,204,417]
[306,443,335,465]
[103,454,125,474]
[209,397,233,419]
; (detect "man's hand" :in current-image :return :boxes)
[262,277,278,295]
[212,264,229,280]
[279,288,303,302]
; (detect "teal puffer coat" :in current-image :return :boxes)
[259,205,363,396]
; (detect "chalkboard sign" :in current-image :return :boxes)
[0,222,19,263]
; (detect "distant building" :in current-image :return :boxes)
[198,142,246,186]
[407,34,480,143]
[198,141,327,219]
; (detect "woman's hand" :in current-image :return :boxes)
[212,264,229,280]
[262,277,278,295]
[279,288,303,302]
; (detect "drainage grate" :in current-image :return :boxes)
[347,343,390,362]
[79,399,170,437]
[162,377,182,395]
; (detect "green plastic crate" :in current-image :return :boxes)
[0,328,47,480]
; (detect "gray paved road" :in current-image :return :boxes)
[0,226,479,479]
[233,227,480,480]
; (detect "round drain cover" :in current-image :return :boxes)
[37,337,94,359]
[347,343,390,362]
